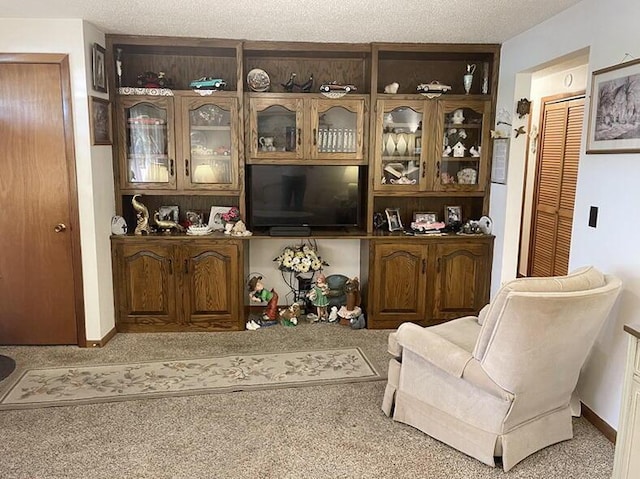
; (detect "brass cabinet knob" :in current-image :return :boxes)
[54,223,67,233]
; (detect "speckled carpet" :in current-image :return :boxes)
[0,324,616,479]
[0,348,379,409]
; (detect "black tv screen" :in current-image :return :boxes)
[248,165,364,229]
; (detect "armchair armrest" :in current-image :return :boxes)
[396,322,473,378]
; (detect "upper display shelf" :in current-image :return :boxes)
[105,36,499,98]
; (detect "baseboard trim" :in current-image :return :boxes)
[84,327,117,348]
[581,402,616,443]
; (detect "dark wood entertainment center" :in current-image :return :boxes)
[106,35,499,332]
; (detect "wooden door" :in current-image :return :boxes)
[0,55,83,345]
[529,96,584,277]
[309,98,366,161]
[432,241,491,320]
[113,242,177,332]
[181,242,241,330]
[368,242,428,329]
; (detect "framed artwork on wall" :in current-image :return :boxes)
[89,96,112,145]
[92,43,107,93]
[586,58,640,154]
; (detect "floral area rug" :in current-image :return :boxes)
[0,348,380,410]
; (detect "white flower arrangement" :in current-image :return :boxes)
[273,244,329,274]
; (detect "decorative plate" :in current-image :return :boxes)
[478,215,493,235]
[111,215,128,235]
[247,68,270,92]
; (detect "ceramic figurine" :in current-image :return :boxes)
[132,194,151,235]
[282,72,296,92]
[298,74,314,93]
[384,82,399,94]
[279,302,301,326]
[307,274,330,321]
[154,211,185,233]
[248,275,279,321]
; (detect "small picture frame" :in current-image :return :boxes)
[385,208,403,232]
[413,211,437,223]
[444,205,462,225]
[158,205,179,222]
[92,43,107,93]
[208,206,231,230]
[89,96,112,145]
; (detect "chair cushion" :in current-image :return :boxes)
[473,266,606,359]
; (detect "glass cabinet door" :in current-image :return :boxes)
[435,101,489,192]
[374,100,428,191]
[249,97,303,160]
[121,97,175,189]
[183,97,238,190]
[310,98,365,160]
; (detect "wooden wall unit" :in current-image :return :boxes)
[106,35,499,332]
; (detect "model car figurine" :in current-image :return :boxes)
[416,81,452,97]
[319,81,358,93]
[189,77,227,90]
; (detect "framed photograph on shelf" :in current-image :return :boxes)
[385,208,403,232]
[587,58,640,154]
[413,211,437,223]
[208,206,231,230]
[444,205,462,225]
[92,43,107,93]
[89,96,112,145]
[158,206,179,222]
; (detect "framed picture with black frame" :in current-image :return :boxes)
[92,43,107,93]
[586,58,640,154]
[89,96,112,145]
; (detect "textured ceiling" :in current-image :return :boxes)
[1,0,581,43]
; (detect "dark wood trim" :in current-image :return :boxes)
[624,323,640,340]
[0,53,86,347]
[85,327,118,348]
[582,402,616,443]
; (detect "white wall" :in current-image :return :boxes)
[493,0,640,429]
[0,18,115,341]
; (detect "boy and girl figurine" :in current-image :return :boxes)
[248,273,361,324]
[248,273,330,322]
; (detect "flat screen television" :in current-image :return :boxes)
[247,165,365,231]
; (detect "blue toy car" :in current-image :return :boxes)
[189,77,227,90]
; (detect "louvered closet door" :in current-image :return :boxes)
[529,97,584,277]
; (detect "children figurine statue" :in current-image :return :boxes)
[307,274,330,321]
[248,275,279,321]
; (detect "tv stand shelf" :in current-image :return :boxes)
[106,35,498,332]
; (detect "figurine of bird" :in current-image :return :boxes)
[514,126,526,138]
[131,194,151,235]
[281,72,296,92]
[298,74,314,93]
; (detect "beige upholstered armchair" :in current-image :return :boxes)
[382,266,622,471]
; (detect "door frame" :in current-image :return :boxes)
[0,53,86,346]
[517,90,585,277]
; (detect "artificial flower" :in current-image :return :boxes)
[273,244,329,274]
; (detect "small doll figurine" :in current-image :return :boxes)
[248,275,279,321]
[307,274,330,321]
